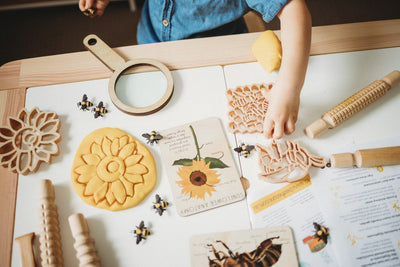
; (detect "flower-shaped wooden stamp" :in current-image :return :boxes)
[256,139,326,183]
[0,107,61,175]
[226,83,273,134]
[71,127,156,211]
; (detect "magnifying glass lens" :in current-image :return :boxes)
[115,66,168,108]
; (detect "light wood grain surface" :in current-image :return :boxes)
[0,19,399,267]
[1,19,399,91]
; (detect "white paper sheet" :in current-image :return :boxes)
[312,137,400,267]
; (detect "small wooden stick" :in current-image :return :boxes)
[38,179,63,267]
[305,70,400,138]
[15,232,36,267]
[68,213,101,267]
[330,146,400,168]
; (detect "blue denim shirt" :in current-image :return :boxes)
[137,0,289,44]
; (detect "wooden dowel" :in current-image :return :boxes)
[15,232,36,267]
[330,146,400,168]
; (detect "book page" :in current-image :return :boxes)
[312,137,400,266]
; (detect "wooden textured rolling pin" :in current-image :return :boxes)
[330,146,400,168]
[38,179,63,267]
[68,213,101,267]
[305,70,400,138]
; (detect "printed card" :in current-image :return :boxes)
[190,226,298,267]
[159,117,245,216]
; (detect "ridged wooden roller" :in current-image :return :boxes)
[38,179,63,267]
[305,70,400,138]
[68,213,101,267]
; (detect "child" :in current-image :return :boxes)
[79,0,311,139]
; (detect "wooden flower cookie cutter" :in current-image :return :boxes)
[83,34,174,116]
[0,107,61,175]
[256,139,326,183]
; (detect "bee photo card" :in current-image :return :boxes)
[159,117,245,216]
[190,226,298,267]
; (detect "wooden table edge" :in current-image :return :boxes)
[1,19,399,91]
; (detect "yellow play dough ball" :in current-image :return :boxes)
[252,30,282,73]
[71,127,156,211]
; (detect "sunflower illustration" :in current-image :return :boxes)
[176,159,221,200]
[173,125,228,200]
[72,128,157,211]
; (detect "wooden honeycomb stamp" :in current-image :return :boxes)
[0,107,61,175]
[226,83,273,134]
[256,139,326,183]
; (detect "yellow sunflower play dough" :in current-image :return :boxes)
[251,30,282,73]
[71,128,156,211]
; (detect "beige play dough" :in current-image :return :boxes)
[71,128,156,211]
[252,30,282,73]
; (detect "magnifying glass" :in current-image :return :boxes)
[83,34,174,116]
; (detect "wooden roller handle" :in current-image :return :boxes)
[69,213,101,267]
[330,146,400,168]
[15,233,36,267]
[38,179,63,267]
[305,70,400,138]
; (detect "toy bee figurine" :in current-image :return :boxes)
[83,8,97,17]
[142,131,163,145]
[133,221,150,245]
[92,101,108,118]
[234,143,255,158]
[77,94,93,111]
[313,222,329,244]
[153,194,168,216]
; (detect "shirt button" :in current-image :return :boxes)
[162,19,169,26]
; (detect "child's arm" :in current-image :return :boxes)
[263,0,311,139]
[79,0,110,17]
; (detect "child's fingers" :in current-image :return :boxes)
[85,0,95,9]
[263,119,275,139]
[284,117,296,134]
[79,0,86,11]
[272,121,284,139]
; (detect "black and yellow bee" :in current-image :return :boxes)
[142,131,163,145]
[83,7,97,16]
[313,222,329,244]
[133,221,150,245]
[234,143,255,158]
[153,194,168,216]
[77,94,93,111]
[92,101,108,118]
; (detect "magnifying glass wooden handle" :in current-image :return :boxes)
[83,34,125,71]
[83,34,174,116]
[330,146,400,168]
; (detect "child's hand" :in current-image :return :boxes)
[262,83,300,139]
[79,0,110,17]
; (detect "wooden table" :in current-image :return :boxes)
[1,19,400,267]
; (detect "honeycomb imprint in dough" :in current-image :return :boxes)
[226,83,273,134]
[0,107,61,175]
[71,127,156,211]
[256,139,326,183]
